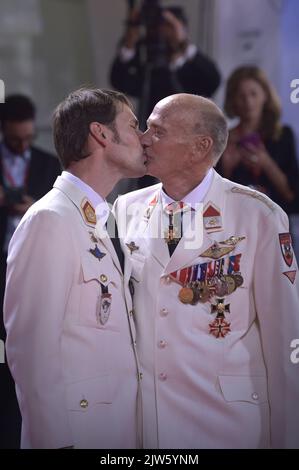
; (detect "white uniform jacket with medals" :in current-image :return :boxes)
[115,170,299,449]
[4,175,142,449]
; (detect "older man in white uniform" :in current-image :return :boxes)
[4,88,146,448]
[115,94,299,449]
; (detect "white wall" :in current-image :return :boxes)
[0,0,94,153]
[213,0,282,107]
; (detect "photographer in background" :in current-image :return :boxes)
[0,94,60,448]
[110,2,221,189]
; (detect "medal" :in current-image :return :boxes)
[179,287,194,304]
[219,236,245,246]
[209,317,231,338]
[89,244,106,261]
[214,278,227,297]
[233,274,244,287]
[191,285,201,305]
[200,242,234,260]
[96,292,112,325]
[222,275,236,295]
[211,298,230,317]
[89,231,98,243]
[197,283,210,303]
[126,241,139,255]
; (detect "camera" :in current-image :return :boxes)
[4,187,25,205]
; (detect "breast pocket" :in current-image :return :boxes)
[218,375,268,405]
[77,253,121,332]
[66,375,116,411]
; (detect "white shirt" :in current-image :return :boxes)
[161,168,213,209]
[1,142,31,252]
[160,169,213,242]
[119,44,198,70]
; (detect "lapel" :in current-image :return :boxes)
[141,196,170,269]
[53,175,122,275]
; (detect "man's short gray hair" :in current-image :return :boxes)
[193,98,228,164]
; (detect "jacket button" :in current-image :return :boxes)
[160,308,168,317]
[129,309,134,317]
[159,372,167,381]
[80,399,88,409]
[158,340,167,349]
[100,274,108,283]
[252,393,259,401]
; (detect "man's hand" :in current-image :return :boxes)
[162,9,188,60]
[162,10,187,45]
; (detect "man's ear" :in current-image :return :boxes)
[195,135,213,156]
[89,122,107,148]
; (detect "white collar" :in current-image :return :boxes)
[61,171,110,225]
[161,168,213,210]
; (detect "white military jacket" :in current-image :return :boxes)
[4,175,142,449]
[115,170,299,449]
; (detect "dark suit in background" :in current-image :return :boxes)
[0,144,61,448]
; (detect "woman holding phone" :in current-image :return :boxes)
[217,65,299,216]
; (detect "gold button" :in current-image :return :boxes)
[100,274,108,283]
[80,399,88,409]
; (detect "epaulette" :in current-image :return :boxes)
[231,186,276,211]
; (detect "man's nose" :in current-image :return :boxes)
[140,129,151,146]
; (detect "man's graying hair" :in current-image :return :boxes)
[192,98,228,164]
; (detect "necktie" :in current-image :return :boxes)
[164,202,186,257]
[106,211,124,273]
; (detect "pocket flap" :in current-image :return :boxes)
[80,253,111,286]
[66,375,114,411]
[218,375,268,404]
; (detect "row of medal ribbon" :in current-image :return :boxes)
[169,254,243,305]
[176,274,244,305]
